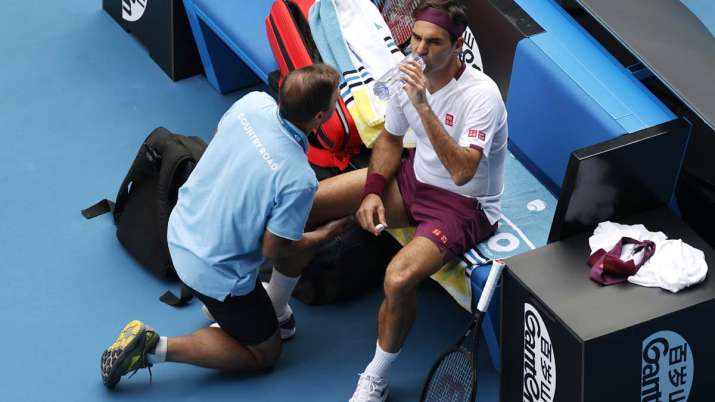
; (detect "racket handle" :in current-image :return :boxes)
[476,259,506,313]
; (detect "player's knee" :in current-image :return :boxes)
[384,261,417,298]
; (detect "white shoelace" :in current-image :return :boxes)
[351,373,387,401]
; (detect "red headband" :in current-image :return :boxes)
[414,6,466,38]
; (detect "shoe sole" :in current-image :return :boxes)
[278,314,296,341]
[348,387,389,401]
[280,326,295,341]
[101,320,152,389]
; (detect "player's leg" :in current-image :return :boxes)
[306,168,411,229]
[266,168,411,341]
[349,237,445,402]
[378,237,446,352]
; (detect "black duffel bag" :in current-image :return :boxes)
[82,127,206,281]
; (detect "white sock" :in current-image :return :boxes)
[147,336,168,365]
[266,269,300,318]
[364,341,400,380]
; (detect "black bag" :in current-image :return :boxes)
[260,222,401,306]
[273,156,400,305]
[82,127,207,282]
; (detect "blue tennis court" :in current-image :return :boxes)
[0,2,556,401]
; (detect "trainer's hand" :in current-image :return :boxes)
[356,194,387,236]
[311,216,354,242]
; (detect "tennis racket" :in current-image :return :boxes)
[374,0,422,47]
[420,260,506,402]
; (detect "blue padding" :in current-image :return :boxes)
[184,0,277,92]
[507,0,675,192]
[680,0,715,36]
[470,262,502,371]
[507,40,626,193]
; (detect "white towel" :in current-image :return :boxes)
[628,239,708,293]
[589,221,708,293]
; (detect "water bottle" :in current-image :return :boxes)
[373,53,426,101]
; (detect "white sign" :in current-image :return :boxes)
[641,330,694,402]
[460,26,483,72]
[122,0,148,23]
[523,303,556,402]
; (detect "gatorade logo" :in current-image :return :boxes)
[641,330,694,402]
[122,0,147,22]
[523,303,556,402]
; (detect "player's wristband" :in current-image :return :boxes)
[362,173,387,200]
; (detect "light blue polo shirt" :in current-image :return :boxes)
[167,92,318,301]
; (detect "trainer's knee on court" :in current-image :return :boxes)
[248,331,282,369]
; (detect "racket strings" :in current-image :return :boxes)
[376,0,422,46]
[422,351,475,402]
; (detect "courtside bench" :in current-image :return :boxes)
[178,0,681,373]
[183,0,276,93]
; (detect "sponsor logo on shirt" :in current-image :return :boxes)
[431,228,448,245]
[641,330,693,402]
[445,113,454,127]
[122,0,147,22]
[468,128,487,141]
[238,113,279,171]
[523,303,556,402]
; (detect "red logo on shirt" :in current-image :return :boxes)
[445,113,454,127]
[468,128,487,141]
[432,228,448,244]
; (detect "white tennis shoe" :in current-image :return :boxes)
[349,373,389,402]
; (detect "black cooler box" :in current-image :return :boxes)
[501,208,715,402]
[103,0,202,80]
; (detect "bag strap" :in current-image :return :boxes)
[81,199,115,219]
[308,144,353,170]
[159,284,194,307]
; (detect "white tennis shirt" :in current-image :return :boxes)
[385,65,508,224]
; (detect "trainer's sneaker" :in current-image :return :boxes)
[100,320,160,389]
[276,304,296,341]
[349,373,389,402]
[261,281,296,341]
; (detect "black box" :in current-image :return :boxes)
[501,208,715,402]
[103,0,202,80]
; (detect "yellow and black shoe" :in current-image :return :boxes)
[100,320,160,389]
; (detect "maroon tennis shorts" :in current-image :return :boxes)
[396,150,497,263]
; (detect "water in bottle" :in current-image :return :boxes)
[373,53,426,101]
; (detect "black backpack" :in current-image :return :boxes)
[82,127,206,283]
[293,225,400,305]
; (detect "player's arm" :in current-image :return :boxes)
[261,217,353,260]
[400,62,482,186]
[417,104,482,186]
[367,128,404,181]
[357,130,403,235]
